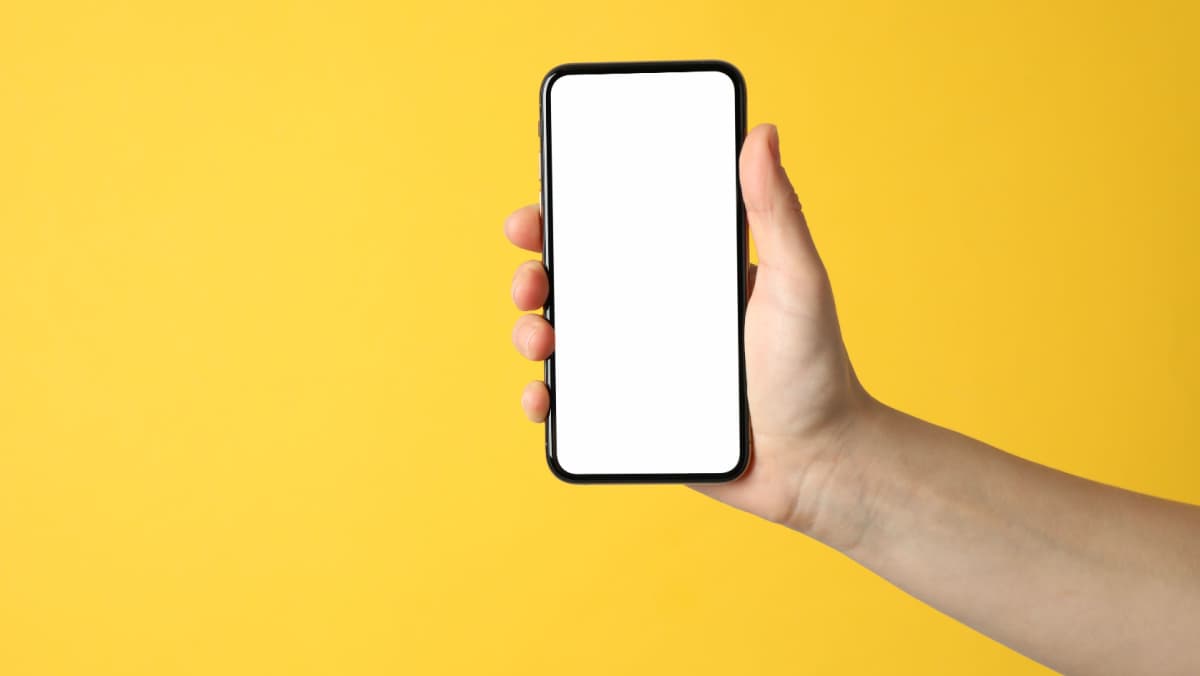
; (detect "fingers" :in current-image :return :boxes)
[504,205,543,253]
[739,124,819,270]
[512,260,549,311]
[521,380,550,422]
[507,207,551,423]
[511,313,554,361]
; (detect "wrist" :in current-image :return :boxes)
[783,393,907,556]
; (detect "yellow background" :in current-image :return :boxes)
[1,1,1197,674]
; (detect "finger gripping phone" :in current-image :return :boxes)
[540,60,749,483]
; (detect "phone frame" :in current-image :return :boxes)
[538,60,750,484]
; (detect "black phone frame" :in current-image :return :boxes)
[538,60,750,484]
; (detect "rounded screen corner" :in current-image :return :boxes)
[546,452,589,484]
[705,60,746,93]
[698,447,751,484]
[540,63,578,100]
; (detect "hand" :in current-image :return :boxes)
[505,124,874,548]
[507,124,1200,675]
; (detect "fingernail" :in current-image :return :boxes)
[766,125,781,164]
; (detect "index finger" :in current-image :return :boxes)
[503,205,543,253]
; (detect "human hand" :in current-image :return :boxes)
[506,124,875,549]
[509,124,1200,676]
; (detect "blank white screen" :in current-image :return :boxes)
[548,70,741,476]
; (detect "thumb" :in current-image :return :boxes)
[739,124,820,270]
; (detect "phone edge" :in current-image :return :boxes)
[539,60,750,485]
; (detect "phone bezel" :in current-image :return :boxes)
[539,60,750,484]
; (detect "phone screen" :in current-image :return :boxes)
[541,64,747,480]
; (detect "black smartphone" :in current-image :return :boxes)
[539,60,749,483]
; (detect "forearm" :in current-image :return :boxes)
[804,400,1200,676]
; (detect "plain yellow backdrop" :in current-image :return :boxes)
[1,1,1197,674]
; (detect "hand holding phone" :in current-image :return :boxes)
[509,64,1200,676]
[510,63,865,497]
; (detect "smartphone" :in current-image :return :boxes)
[539,60,749,483]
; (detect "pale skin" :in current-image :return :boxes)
[506,124,1200,675]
